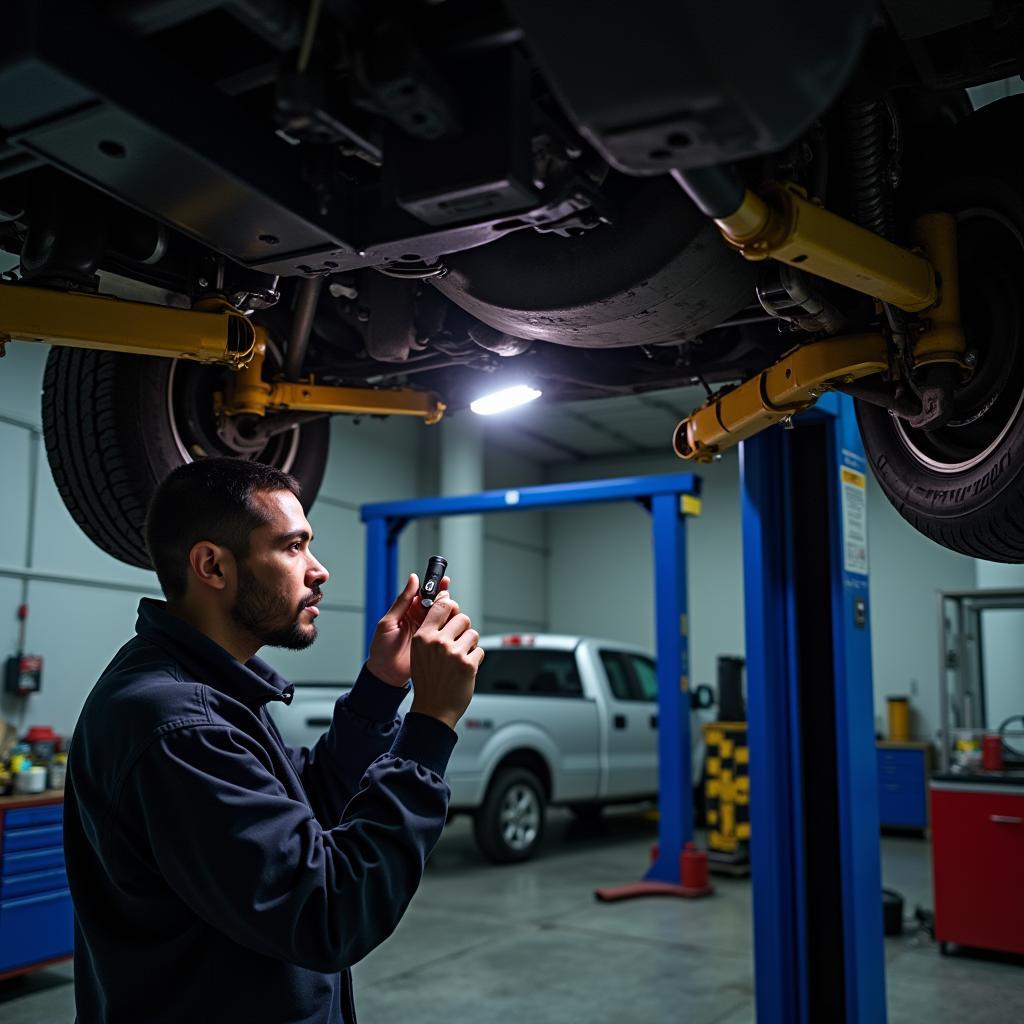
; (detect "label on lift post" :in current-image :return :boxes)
[840,466,868,576]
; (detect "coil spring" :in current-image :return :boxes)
[844,99,892,239]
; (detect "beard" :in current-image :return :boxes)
[230,562,320,651]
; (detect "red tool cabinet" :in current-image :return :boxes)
[930,778,1024,956]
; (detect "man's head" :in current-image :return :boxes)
[145,458,329,655]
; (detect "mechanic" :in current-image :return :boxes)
[63,457,483,1024]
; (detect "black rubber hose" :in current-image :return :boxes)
[671,166,745,219]
[843,99,891,238]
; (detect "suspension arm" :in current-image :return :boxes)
[708,182,939,313]
[672,207,967,461]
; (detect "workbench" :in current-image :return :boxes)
[931,774,1024,956]
[0,790,72,979]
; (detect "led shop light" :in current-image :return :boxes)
[470,383,542,416]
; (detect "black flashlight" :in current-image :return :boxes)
[419,555,448,608]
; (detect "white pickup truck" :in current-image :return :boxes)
[270,634,712,863]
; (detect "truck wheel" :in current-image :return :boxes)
[41,347,329,568]
[473,768,546,864]
[858,101,1024,561]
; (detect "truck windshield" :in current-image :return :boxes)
[476,649,582,697]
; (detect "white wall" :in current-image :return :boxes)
[412,430,550,636]
[544,449,744,694]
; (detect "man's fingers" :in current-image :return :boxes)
[420,591,458,630]
[440,612,472,641]
[454,628,480,653]
[468,646,485,667]
[385,574,418,620]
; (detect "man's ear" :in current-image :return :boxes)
[188,541,234,592]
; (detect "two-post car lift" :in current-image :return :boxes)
[361,394,887,1024]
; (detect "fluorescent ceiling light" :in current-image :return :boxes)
[470,384,542,416]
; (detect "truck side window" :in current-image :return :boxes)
[475,650,583,698]
[599,651,636,701]
[627,656,659,702]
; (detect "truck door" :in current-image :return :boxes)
[467,646,601,803]
[598,650,660,799]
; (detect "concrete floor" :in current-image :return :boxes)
[2,808,1023,1023]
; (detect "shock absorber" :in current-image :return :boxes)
[843,98,893,239]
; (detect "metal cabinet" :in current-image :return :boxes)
[0,796,72,978]
[876,742,930,830]
[931,780,1024,955]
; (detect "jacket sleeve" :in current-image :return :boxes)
[123,712,456,973]
[278,663,413,825]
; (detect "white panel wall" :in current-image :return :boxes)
[544,450,744,694]
[409,438,549,636]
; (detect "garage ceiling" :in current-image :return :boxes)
[481,385,712,464]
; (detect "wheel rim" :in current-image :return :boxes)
[166,341,301,471]
[892,206,1024,475]
[499,784,540,852]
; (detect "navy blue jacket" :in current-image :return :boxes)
[65,598,456,1024]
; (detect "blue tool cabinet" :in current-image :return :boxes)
[876,742,931,831]
[0,794,73,978]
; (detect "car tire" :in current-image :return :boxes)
[41,347,330,568]
[857,108,1024,561]
[473,768,546,864]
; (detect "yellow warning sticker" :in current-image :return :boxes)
[840,465,868,575]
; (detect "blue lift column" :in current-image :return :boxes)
[742,393,886,1024]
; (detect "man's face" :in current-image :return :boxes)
[229,489,330,651]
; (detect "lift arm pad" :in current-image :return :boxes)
[674,334,889,462]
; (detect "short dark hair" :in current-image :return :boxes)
[145,458,302,599]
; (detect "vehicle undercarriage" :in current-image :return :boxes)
[3,0,1024,563]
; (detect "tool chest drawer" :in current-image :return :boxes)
[0,797,72,978]
[0,868,67,900]
[1,825,63,853]
[876,744,930,829]
[3,804,63,830]
[2,845,65,879]
[877,748,925,780]
[0,889,74,974]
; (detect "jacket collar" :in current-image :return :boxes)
[135,598,294,709]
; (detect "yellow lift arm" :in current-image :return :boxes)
[0,282,446,424]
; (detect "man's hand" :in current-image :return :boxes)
[409,592,483,730]
[366,572,451,687]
